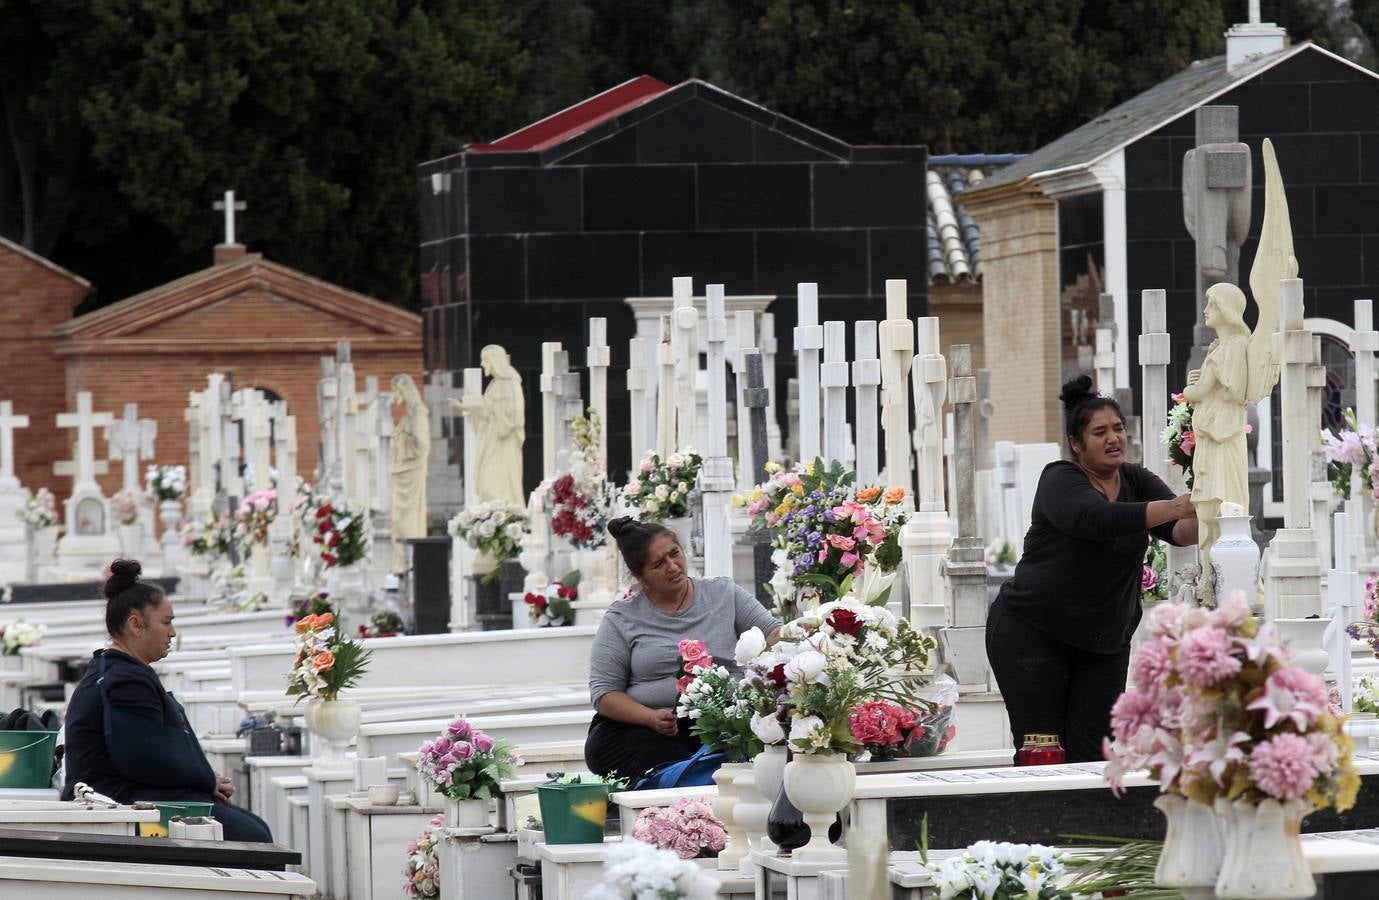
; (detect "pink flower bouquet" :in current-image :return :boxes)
[1103,593,1359,813]
[415,716,522,801]
[402,812,444,899]
[632,797,727,859]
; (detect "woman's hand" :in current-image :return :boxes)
[214,773,234,804]
[1169,493,1195,519]
[646,708,679,737]
[1146,493,1196,529]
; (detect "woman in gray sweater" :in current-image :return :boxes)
[585,517,780,780]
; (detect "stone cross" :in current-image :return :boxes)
[218,376,243,506]
[335,341,360,504]
[453,366,484,626]
[1351,300,1379,560]
[1138,289,1171,481]
[587,318,610,477]
[627,337,651,465]
[699,284,736,578]
[318,357,340,494]
[53,392,112,491]
[246,392,274,496]
[743,350,774,604]
[353,375,379,508]
[460,368,483,506]
[941,344,991,688]
[732,310,757,490]
[879,280,914,497]
[213,190,246,245]
[655,317,676,457]
[785,378,800,463]
[671,277,699,453]
[852,321,881,485]
[794,283,823,462]
[104,402,157,543]
[553,350,583,461]
[272,402,298,517]
[0,402,30,490]
[1265,277,1324,619]
[903,318,948,626]
[1183,106,1252,368]
[539,342,562,479]
[761,311,784,460]
[821,321,850,465]
[974,370,999,542]
[1307,335,1332,570]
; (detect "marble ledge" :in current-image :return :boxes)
[342,797,441,816]
[536,837,622,864]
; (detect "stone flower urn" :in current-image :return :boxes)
[305,697,362,762]
[1214,797,1314,899]
[1153,793,1222,890]
[446,797,488,829]
[782,750,853,861]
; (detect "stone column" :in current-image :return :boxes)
[940,345,990,690]
[1265,278,1323,619]
[794,283,823,462]
[1351,299,1378,565]
[852,321,881,485]
[700,285,735,578]
[821,321,849,465]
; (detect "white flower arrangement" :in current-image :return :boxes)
[625,451,703,520]
[0,620,45,656]
[145,464,187,502]
[447,501,528,564]
[926,841,1072,900]
[16,488,57,530]
[583,838,718,900]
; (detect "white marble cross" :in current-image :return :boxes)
[272,401,298,518]
[355,375,380,509]
[794,283,823,462]
[587,318,610,477]
[540,342,562,479]
[699,284,736,578]
[671,277,698,453]
[852,321,880,485]
[879,280,914,496]
[461,367,483,505]
[761,312,783,460]
[821,320,850,465]
[627,337,651,465]
[0,401,30,489]
[732,310,757,490]
[1138,289,1171,482]
[53,392,112,489]
[335,341,360,504]
[655,318,676,457]
[213,190,247,245]
[105,403,157,494]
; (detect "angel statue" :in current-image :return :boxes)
[1182,138,1295,599]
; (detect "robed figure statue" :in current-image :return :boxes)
[451,345,525,508]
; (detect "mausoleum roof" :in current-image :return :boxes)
[0,236,92,296]
[926,162,1018,283]
[968,41,1372,198]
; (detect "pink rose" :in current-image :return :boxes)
[1141,565,1158,591]
[472,731,495,753]
[448,741,475,761]
[677,639,707,660]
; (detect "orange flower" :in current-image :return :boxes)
[882,486,906,504]
[856,486,882,503]
[313,650,336,672]
[316,612,335,627]
[295,615,316,633]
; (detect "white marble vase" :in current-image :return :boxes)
[1153,794,1222,889]
[782,751,853,861]
[446,796,488,829]
[117,523,143,557]
[1213,797,1313,899]
[158,500,185,574]
[305,697,362,762]
[1210,512,1259,603]
[712,762,750,870]
[30,525,58,568]
[751,745,787,855]
[664,516,693,556]
[731,764,770,870]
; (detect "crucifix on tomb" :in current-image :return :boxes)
[54,392,121,571]
[105,403,157,497]
[0,401,30,493]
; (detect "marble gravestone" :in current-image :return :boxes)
[0,402,30,582]
[54,392,121,574]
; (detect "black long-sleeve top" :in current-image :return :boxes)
[61,648,216,802]
[995,461,1179,653]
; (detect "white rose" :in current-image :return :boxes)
[669,491,680,503]
[677,481,688,493]
[787,714,826,752]
[625,481,642,497]
[750,712,786,745]
[734,627,767,665]
[640,458,655,474]
[783,649,829,685]
[654,484,670,501]
[668,453,686,468]
[505,522,525,541]
[643,499,659,514]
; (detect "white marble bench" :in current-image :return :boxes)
[358,708,592,763]
[0,856,316,898]
[0,801,159,837]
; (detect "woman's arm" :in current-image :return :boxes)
[1145,495,1195,529]
[1172,516,1199,546]
[595,691,676,735]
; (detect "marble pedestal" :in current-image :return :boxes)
[343,798,443,900]
[304,763,355,889]
[440,826,516,900]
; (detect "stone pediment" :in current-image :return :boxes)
[53,253,419,354]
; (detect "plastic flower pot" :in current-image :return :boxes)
[535,780,609,844]
[0,731,58,788]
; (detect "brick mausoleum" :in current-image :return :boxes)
[2,239,422,508]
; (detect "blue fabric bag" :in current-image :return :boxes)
[634,744,725,790]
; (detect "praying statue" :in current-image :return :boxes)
[1181,138,1293,597]
[389,373,429,573]
[450,345,525,507]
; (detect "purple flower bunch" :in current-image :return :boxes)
[775,486,849,576]
[415,716,521,802]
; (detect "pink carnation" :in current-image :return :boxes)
[1131,639,1172,692]
[1176,626,1241,687]
[847,700,917,747]
[1109,690,1160,741]
[1248,732,1316,801]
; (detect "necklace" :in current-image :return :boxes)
[649,580,693,613]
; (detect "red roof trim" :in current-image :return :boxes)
[468,75,672,153]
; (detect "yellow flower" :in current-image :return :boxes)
[791,484,804,497]
[775,501,792,517]
[764,461,781,473]
[730,494,745,508]
[805,462,816,476]
[749,488,764,502]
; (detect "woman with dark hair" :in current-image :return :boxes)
[985,376,1198,763]
[584,518,781,780]
[61,559,273,842]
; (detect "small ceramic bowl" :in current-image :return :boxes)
[367,783,400,806]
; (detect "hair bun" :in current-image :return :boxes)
[103,559,142,599]
[1059,375,1097,410]
[607,516,637,540]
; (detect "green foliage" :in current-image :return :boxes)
[1062,835,1179,899]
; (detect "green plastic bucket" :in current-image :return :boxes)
[0,731,58,789]
[535,780,609,844]
[134,801,215,838]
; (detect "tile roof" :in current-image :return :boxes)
[925,163,1007,283]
